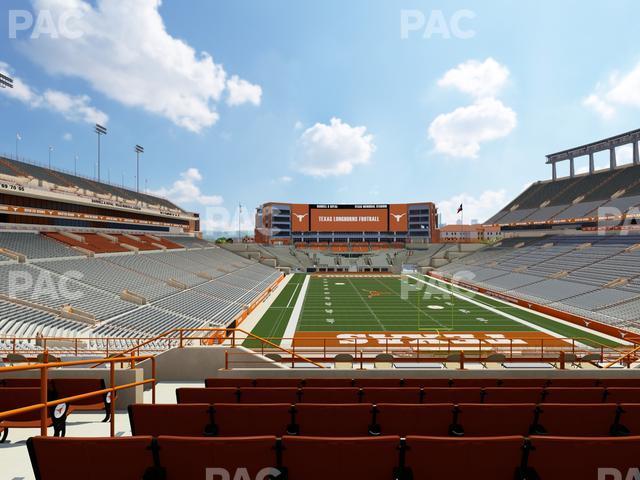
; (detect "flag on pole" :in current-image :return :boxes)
[457,204,463,214]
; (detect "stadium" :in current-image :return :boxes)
[2,2,640,479]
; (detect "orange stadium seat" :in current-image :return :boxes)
[211,404,292,437]
[375,404,454,436]
[128,404,213,437]
[27,436,156,480]
[156,436,278,480]
[525,436,640,480]
[451,404,536,436]
[530,404,618,436]
[280,436,401,480]
[176,387,239,404]
[404,436,525,479]
[291,404,375,436]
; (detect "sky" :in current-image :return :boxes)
[1,0,640,231]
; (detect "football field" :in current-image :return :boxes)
[246,274,625,349]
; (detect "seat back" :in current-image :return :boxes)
[531,404,618,436]
[482,387,543,404]
[51,378,107,407]
[212,404,292,436]
[527,436,640,480]
[452,404,536,436]
[238,387,299,404]
[543,387,605,403]
[176,387,238,404]
[0,387,47,422]
[404,436,524,479]
[376,404,453,436]
[281,436,401,480]
[27,436,155,480]
[157,436,279,479]
[423,387,482,404]
[299,387,361,403]
[292,404,374,436]
[606,387,640,404]
[361,387,422,404]
[128,404,212,437]
[204,378,254,388]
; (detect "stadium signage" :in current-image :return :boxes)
[335,333,527,346]
[0,182,26,193]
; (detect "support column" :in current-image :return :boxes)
[610,147,617,170]
[552,162,557,181]
[569,158,575,177]
[633,141,639,165]
[589,152,595,174]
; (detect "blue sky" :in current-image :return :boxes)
[1,0,640,230]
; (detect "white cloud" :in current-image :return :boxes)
[428,58,516,158]
[62,132,72,141]
[0,61,108,125]
[226,75,262,106]
[437,57,509,99]
[22,0,260,132]
[428,98,517,158]
[584,62,640,119]
[293,121,304,130]
[278,176,293,183]
[295,117,376,177]
[438,189,508,225]
[150,168,223,206]
[201,206,254,232]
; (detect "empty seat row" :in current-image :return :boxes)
[205,377,640,388]
[129,403,640,438]
[27,434,640,480]
[178,387,640,404]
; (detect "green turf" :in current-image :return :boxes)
[293,274,624,348]
[243,273,305,347]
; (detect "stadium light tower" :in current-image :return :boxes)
[48,145,54,168]
[135,145,144,192]
[0,72,13,89]
[94,123,107,181]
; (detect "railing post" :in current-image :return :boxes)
[360,350,364,370]
[179,330,183,348]
[232,329,236,348]
[224,350,229,370]
[151,357,156,404]
[75,338,78,356]
[460,350,465,370]
[40,352,48,436]
[323,339,327,360]
[13,337,16,354]
[291,342,295,368]
[109,361,115,437]
[559,351,566,370]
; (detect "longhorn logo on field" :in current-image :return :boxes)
[293,213,308,222]
[391,213,406,222]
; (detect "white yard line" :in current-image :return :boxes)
[408,274,594,348]
[281,275,310,349]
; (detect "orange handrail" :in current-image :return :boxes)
[0,353,156,437]
[604,344,640,369]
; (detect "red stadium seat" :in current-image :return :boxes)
[601,379,640,388]
[212,404,292,436]
[543,387,606,403]
[303,378,354,388]
[0,387,63,442]
[404,436,525,479]
[176,387,238,404]
[496,378,550,388]
[547,378,600,388]
[128,404,212,437]
[376,404,454,436]
[1,378,42,387]
[355,379,403,388]
[291,404,375,436]
[51,379,111,420]
[157,436,278,479]
[482,387,543,404]
[254,378,303,388]
[605,387,640,404]
[618,404,640,435]
[361,387,423,404]
[452,404,536,436]
[238,387,299,404]
[27,436,155,480]
[423,387,482,404]
[531,404,618,436]
[299,387,361,403]
[402,378,451,388]
[281,436,401,480]
[526,436,640,480]
[204,378,254,388]
[450,378,498,388]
